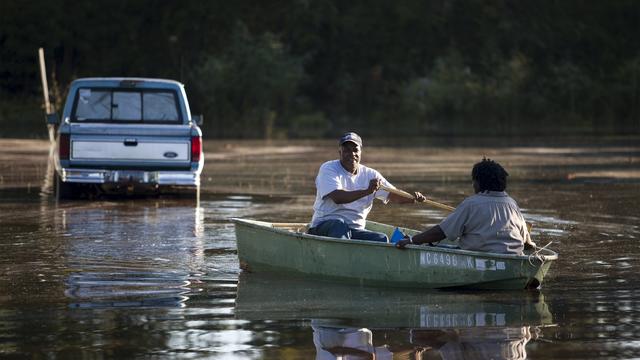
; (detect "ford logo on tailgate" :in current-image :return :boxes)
[163,151,178,158]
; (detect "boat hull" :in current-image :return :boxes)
[233,218,557,290]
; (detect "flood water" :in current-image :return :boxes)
[0,137,639,359]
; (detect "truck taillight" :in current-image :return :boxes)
[59,134,70,160]
[191,136,202,162]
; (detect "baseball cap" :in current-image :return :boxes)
[339,132,363,147]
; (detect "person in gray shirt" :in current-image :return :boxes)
[396,158,536,255]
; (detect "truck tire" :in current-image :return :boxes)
[54,172,76,199]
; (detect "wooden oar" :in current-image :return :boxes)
[380,185,455,212]
[381,185,535,234]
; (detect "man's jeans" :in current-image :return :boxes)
[308,219,388,242]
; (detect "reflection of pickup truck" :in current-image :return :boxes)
[48,78,203,198]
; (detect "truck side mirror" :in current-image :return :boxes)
[192,114,204,126]
[46,113,59,125]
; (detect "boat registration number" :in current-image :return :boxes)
[419,252,506,271]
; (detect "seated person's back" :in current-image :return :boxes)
[439,189,530,255]
[396,158,533,255]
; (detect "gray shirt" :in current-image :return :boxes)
[439,191,531,255]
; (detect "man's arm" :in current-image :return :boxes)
[396,225,447,249]
[323,179,380,204]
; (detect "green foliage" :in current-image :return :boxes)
[191,22,304,138]
[1,0,639,138]
[612,55,640,131]
[0,99,46,138]
[401,52,535,135]
[288,112,330,138]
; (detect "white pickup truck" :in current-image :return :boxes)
[47,78,204,198]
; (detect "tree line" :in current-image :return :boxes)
[1,0,638,138]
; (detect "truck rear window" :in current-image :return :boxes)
[72,88,181,123]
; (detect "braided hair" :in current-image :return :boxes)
[472,158,509,192]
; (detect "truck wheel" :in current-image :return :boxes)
[54,172,76,199]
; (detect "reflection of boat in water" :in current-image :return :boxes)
[233,218,558,290]
[312,325,537,360]
[408,326,536,360]
[235,272,553,329]
[236,273,552,359]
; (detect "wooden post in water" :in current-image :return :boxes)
[38,47,55,143]
[38,48,51,114]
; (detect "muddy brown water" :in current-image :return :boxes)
[0,137,639,359]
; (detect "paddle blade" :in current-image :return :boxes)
[390,227,405,244]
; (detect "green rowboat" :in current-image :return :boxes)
[232,218,558,290]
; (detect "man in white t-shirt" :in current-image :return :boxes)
[395,158,536,255]
[308,132,426,242]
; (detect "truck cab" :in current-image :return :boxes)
[50,78,203,198]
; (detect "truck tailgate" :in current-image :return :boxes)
[68,124,193,169]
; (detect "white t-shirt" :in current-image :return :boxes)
[310,160,392,229]
[438,191,531,255]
